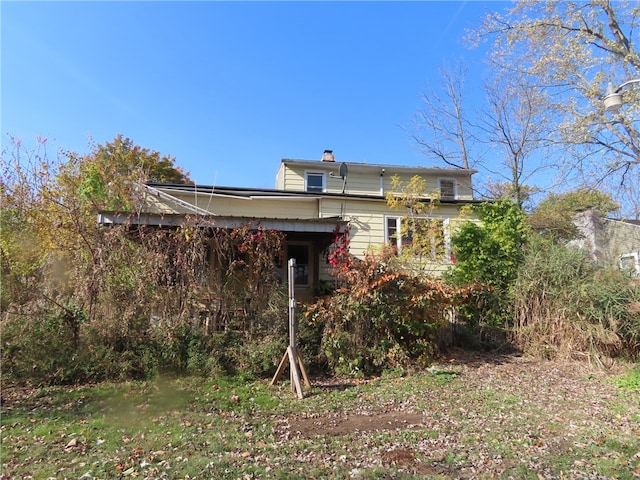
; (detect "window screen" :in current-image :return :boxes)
[306,173,324,192]
[439,179,456,199]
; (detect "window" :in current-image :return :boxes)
[287,244,310,285]
[386,217,405,251]
[620,253,640,277]
[305,172,325,193]
[385,216,447,260]
[439,179,456,199]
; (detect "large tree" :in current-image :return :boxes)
[477,74,552,208]
[69,134,192,212]
[412,61,473,170]
[412,61,552,209]
[473,1,640,214]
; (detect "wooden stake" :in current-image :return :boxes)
[270,346,308,399]
[269,258,309,398]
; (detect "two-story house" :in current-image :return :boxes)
[98,150,480,297]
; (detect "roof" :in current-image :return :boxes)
[97,211,346,233]
[280,158,478,176]
[615,219,640,226]
[145,183,484,205]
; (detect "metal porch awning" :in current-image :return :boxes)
[97,211,346,233]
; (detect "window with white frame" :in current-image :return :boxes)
[385,215,448,260]
[385,216,405,251]
[438,179,457,200]
[619,252,640,277]
[305,172,326,193]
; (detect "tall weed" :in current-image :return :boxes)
[510,237,639,362]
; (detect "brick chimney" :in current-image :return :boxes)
[322,149,335,162]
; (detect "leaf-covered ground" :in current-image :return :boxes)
[1,351,639,479]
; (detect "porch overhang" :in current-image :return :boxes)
[97,211,346,233]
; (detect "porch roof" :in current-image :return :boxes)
[97,211,346,233]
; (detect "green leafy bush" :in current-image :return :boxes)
[445,199,527,328]
[447,199,527,289]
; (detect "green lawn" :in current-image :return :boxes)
[2,355,639,479]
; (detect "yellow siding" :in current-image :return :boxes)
[604,220,640,264]
[170,191,320,219]
[275,166,285,190]
[198,197,316,219]
[285,167,305,191]
[456,177,474,200]
[141,193,192,214]
[358,202,465,277]
[321,197,467,270]
[342,171,383,195]
[385,172,474,200]
[280,162,474,199]
[571,211,640,269]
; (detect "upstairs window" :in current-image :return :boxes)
[305,172,326,193]
[439,179,457,200]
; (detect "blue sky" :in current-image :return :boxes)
[2,1,502,189]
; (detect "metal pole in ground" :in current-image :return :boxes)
[288,258,296,350]
[269,258,309,399]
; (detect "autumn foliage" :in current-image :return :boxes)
[305,245,489,376]
[1,137,287,384]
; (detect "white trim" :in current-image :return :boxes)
[97,212,345,232]
[443,217,452,259]
[384,215,404,252]
[248,195,319,201]
[384,214,452,260]
[304,171,326,193]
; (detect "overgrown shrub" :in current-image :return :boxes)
[1,139,296,385]
[1,310,83,385]
[305,246,465,377]
[1,220,287,385]
[510,237,640,362]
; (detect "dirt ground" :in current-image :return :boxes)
[288,351,629,436]
[281,350,640,478]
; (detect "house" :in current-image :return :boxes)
[570,210,640,277]
[98,150,480,297]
